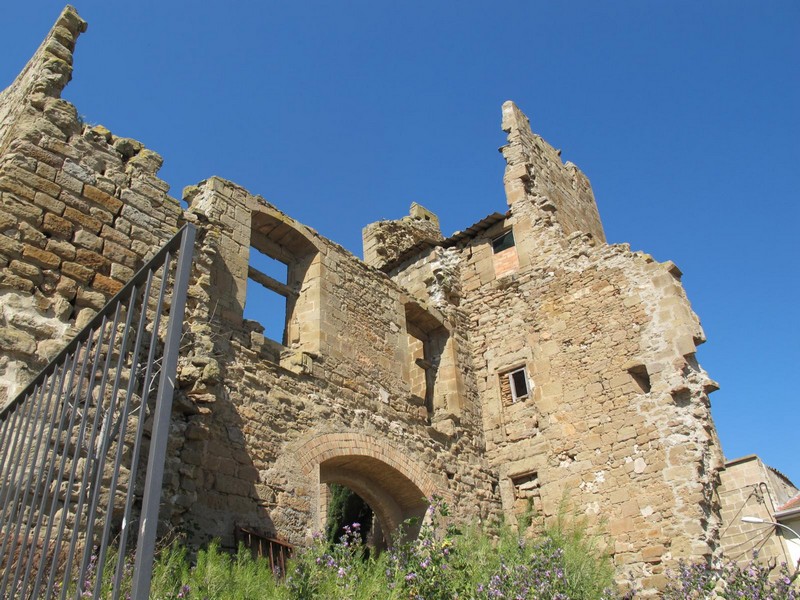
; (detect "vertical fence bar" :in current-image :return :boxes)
[86,268,156,600]
[0,379,46,594]
[0,380,43,587]
[130,224,195,599]
[44,326,103,599]
[54,314,111,599]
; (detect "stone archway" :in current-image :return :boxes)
[296,433,439,542]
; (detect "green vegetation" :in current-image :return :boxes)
[143,498,618,599]
[76,498,798,598]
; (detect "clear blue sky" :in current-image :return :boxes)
[4,2,798,485]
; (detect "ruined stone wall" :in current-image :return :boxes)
[362,202,444,271]
[365,102,726,591]
[170,177,500,547]
[454,103,724,590]
[0,7,181,405]
[500,102,605,243]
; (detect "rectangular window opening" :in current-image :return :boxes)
[492,230,515,254]
[245,245,290,344]
[500,366,530,406]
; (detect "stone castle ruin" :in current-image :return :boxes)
[0,6,728,591]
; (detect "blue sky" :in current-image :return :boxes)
[3,2,798,485]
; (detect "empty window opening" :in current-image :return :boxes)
[245,246,293,344]
[492,230,515,254]
[627,363,651,393]
[500,366,530,406]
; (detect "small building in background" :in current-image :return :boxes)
[719,455,799,572]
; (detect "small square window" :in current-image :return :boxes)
[500,366,530,406]
[492,230,515,254]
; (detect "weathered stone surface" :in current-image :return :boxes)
[83,183,122,214]
[0,326,36,354]
[42,212,73,238]
[22,244,60,269]
[91,273,122,295]
[60,260,93,284]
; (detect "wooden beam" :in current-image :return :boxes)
[248,266,297,298]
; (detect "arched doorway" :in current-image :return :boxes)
[320,455,428,546]
[295,433,439,545]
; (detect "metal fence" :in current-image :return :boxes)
[0,223,196,599]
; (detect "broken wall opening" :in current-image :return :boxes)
[245,247,289,342]
[246,210,320,352]
[491,229,519,278]
[404,303,450,423]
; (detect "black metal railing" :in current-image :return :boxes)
[0,223,196,599]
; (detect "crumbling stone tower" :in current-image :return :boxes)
[364,102,725,588]
[0,6,725,592]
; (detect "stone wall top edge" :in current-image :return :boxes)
[501,100,590,178]
[724,455,761,469]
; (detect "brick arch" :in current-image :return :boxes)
[296,432,440,538]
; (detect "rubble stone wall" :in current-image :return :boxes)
[0,7,181,405]
[455,102,724,590]
[169,176,499,547]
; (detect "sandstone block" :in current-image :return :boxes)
[0,234,22,258]
[0,272,34,292]
[32,191,66,215]
[73,307,98,330]
[9,259,42,282]
[55,170,83,194]
[103,240,138,268]
[2,192,43,222]
[19,222,47,248]
[73,229,103,252]
[8,164,62,198]
[110,263,134,282]
[75,287,107,310]
[45,238,76,261]
[84,184,122,214]
[75,248,109,272]
[22,244,60,269]
[8,140,64,168]
[0,326,37,355]
[61,261,93,284]
[92,273,123,295]
[63,206,101,233]
[0,177,37,202]
[42,212,74,238]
